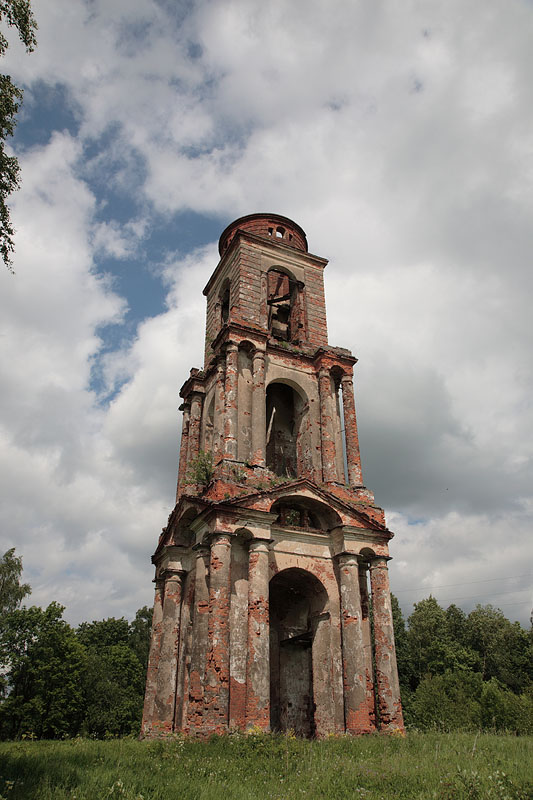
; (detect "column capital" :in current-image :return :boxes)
[369,555,391,569]
[318,366,330,380]
[208,531,232,548]
[160,568,186,583]
[192,542,210,557]
[248,537,271,554]
[335,551,360,568]
[341,372,354,385]
[224,340,239,353]
[252,347,266,359]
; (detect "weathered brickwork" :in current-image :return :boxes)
[142,214,404,738]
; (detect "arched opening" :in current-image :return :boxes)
[270,496,343,532]
[269,568,329,737]
[220,280,230,326]
[266,382,310,478]
[331,366,348,483]
[267,268,306,343]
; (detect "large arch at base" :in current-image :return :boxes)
[269,568,329,737]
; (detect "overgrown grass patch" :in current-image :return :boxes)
[0,732,531,799]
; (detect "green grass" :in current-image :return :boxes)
[0,732,531,799]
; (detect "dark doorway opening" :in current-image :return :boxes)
[269,568,328,737]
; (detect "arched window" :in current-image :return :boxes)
[267,269,305,343]
[218,280,230,328]
[266,383,297,476]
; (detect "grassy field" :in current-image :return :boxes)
[0,732,531,800]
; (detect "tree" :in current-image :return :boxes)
[76,615,148,737]
[82,643,145,738]
[0,602,86,739]
[405,670,484,732]
[129,605,152,670]
[466,604,532,692]
[77,616,131,650]
[0,547,30,615]
[390,594,412,695]
[0,0,37,272]
[407,596,477,688]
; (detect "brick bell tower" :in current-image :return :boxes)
[141,213,404,738]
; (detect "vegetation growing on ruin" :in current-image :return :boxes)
[185,450,214,486]
[0,732,532,799]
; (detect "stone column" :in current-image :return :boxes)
[358,562,376,730]
[141,579,164,735]
[176,403,191,500]
[341,374,363,486]
[369,557,405,733]
[337,553,372,734]
[187,392,203,468]
[187,545,211,733]
[153,570,185,733]
[204,533,232,732]
[213,357,226,463]
[251,349,266,466]
[318,368,338,482]
[246,538,271,730]
[224,343,239,459]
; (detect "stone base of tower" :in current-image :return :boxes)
[141,479,404,739]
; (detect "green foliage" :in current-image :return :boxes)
[75,616,148,738]
[406,596,477,687]
[398,595,533,733]
[0,0,37,272]
[129,606,152,670]
[391,594,411,695]
[81,644,144,738]
[405,670,484,731]
[186,449,214,486]
[466,604,532,691]
[0,548,30,615]
[0,602,85,739]
[77,616,130,650]
[0,733,532,799]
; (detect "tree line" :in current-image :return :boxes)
[0,549,151,739]
[392,594,533,732]
[0,548,532,738]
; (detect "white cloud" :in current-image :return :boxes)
[0,0,532,626]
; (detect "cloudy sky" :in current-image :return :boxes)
[1,0,532,627]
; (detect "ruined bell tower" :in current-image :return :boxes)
[141,213,404,737]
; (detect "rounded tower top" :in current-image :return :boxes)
[218,213,308,256]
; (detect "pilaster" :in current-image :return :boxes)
[336,553,372,734]
[153,570,185,733]
[224,344,239,459]
[245,538,271,730]
[369,557,405,733]
[251,349,266,466]
[204,533,232,732]
[341,374,363,486]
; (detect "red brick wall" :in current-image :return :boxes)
[219,214,308,255]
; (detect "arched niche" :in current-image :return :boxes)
[202,394,215,455]
[237,342,254,462]
[218,278,231,328]
[269,568,330,737]
[171,507,197,547]
[270,495,342,532]
[266,381,311,478]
